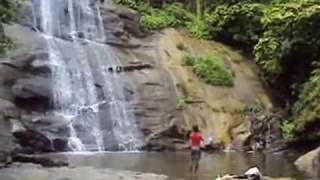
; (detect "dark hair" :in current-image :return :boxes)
[192,125,199,132]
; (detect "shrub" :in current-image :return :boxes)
[182,53,197,66]
[140,9,176,30]
[186,18,210,39]
[176,98,188,110]
[0,36,15,55]
[193,53,234,86]
[176,42,187,51]
[164,3,193,26]
[0,0,20,54]
[280,121,296,140]
[140,3,192,30]
[291,68,320,132]
[114,0,140,9]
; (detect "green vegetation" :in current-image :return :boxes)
[206,3,266,46]
[182,52,234,86]
[176,97,195,110]
[115,0,320,142]
[0,0,20,23]
[292,68,320,133]
[139,3,192,30]
[176,98,188,110]
[0,37,15,55]
[280,121,296,140]
[186,18,210,39]
[193,54,234,86]
[0,0,20,54]
[182,53,197,66]
[176,42,187,51]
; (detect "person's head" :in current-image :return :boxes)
[192,125,199,132]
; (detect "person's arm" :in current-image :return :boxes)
[200,134,204,148]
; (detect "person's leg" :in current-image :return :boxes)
[190,160,195,176]
[190,150,196,176]
[194,150,201,175]
[194,160,199,175]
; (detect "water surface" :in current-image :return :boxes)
[48,152,306,180]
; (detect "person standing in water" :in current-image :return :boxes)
[189,125,204,177]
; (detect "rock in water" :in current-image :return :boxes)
[295,146,320,178]
[214,167,294,180]
[244,167,262,180]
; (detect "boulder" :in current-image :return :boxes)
[1,51,49,75]
[14,113,71,152]
[12,77,51,99]
[236,110,285,152]
[11,119,52,153]
[216,167,293,180]
[12,154,68,167]
[295,146,320,178]
[12,76,51,111]
[0,99,20,165]
[215,176,294,180]
[101,4,145,38]
[101,4,146,48]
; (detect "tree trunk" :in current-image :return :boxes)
[196,0,203,20]
[186,0,192,11]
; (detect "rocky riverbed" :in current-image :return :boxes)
[0,162,297,180]
[0,163,174,180]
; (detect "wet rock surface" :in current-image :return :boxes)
[295,146,320,178]
[0,99,21,165]
[0,163,173,180]
[215,176,294,180]
[12,154,68,167]
[235,109,286,152]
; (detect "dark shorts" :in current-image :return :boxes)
[191,149,201,161]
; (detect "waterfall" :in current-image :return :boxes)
[32,0,144,151]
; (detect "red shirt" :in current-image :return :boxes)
[190,132,203,149]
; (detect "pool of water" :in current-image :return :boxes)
[48,151,306,180]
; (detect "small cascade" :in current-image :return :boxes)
[32,0,144,151]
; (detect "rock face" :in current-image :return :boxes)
[156,29,275,151]
[0,99,20,165]
[238,109,285,152]
[100,4,146,47]
[295,146,320,178]
[0,0,277,153]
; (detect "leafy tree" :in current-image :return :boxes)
[0,0,20,54]
[0,0,20,23]
[206,3,266,46]
[292,67,320,133]
[254,1,320,76]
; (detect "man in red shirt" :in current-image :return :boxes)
[189,125,204,176]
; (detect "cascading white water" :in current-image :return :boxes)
[33,0,144,151]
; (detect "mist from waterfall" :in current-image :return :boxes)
[33,0,144,151]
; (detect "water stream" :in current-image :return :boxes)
[33,0,143,151]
